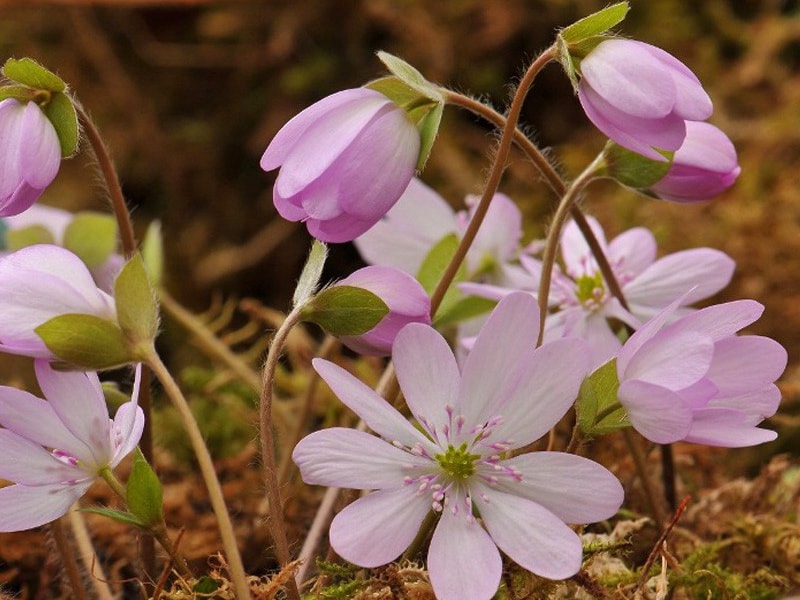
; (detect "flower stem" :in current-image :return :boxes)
[258,304,304,600]
[50,517,90,600]
[143,350,252,599]
[67,508,114,600]
[429,44,557,316]
[622,428,667,532]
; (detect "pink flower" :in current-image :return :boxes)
[577,39,712,161]
[616,296,787,446]
[650,121,740,202]
[334,265,431,356]
[0,361,143,531]
[0,244,116,358]
[0,99,61,216]
[260,88,420,243]
[293,293,623,600]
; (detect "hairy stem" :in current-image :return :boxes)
[622,429,667,531]
[67,508,114,600]
[50,517,90,600]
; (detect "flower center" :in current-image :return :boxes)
[574,271,606,308]
[435,442,481,480]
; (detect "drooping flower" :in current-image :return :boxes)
[260,88,421,243]
[0,244,116,358]
[650,121,740,203]
[293,293,623,600]
[333,265,431,356]
[355,177,534,288]
[0,99,61,217]
[461,216,734,367]
[615,295,787,446]
[0,360,143,531]
[577,39,712,161]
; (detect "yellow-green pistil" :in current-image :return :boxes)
[435,442,482,480]
[575,272,605,307]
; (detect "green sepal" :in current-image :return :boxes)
[141,220,164,288]
[2,58,66,93]
[41,91,79,157]
[410,100,442,171]
[0,84,35,103]
[5,224,55,250]
[434,295,497,328]
[415,233,468,322]
[35,314,132,370]
[62,212,118,268]
[114,253,160,349]
[375,51,443,103]
[293,239,328,307]
[602,142,674,189]
[125,448,164,528]
[575,358,630,435]
[81,506,147,529]
[559,2,630,45]
[301,285,389,336]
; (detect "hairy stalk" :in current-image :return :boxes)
[622,428,667,531]
[50,517,90,600]
[259,305,304,600]
[429,44,557,315]
[67,508,114,600]
[143,350,251,599]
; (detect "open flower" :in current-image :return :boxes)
[0,99,61,216]
[333,265,431,356]
[260,88,420,243]
[650,121,740,203]
[0,244,116,358]
[577,39,712,161]
[0,361,143,531]
[293,293,623,600]
[616,296,787,446]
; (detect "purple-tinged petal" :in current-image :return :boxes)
[637,42,712,120]
[293,428,429,490]
[560,216,606,277]
[705,336,787,396]
[427,493,502,600]
[329,486,430,568]
[457,281,521,302]
[476,484,583,580]
[19,101,61,189]
[565,312,622,370]
[0,482,92,532]
[0,429,84,485]
[666,299,763,342]
[467,192,524,266]
[110,403,144,467]
[684,408,777,447]
[621,330,713,390]
[708,385,781,423]
[618,379,692,443]
[305,212,376,244]
[497,452,623,523]
[609,227,657,279]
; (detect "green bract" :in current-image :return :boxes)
[126,449,164,528]
[114,253,160,351]
[300,285,389,336]
[575,359,630,436]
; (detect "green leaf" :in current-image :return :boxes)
[141,220,164,288]
[293,239,328,307]
[301,285,389,336]
[0,84,35,103]
[41,91,79,157]
[603,142,673,189]
[35,313,132,370]
[434,295,497,328]
[415,233,468,321]
[192,576,221,593]
[366,76,423,108]
[126,448,163,527]
[5,224,55,251]
[2,58,66,92]
[114,254,159,348]
[575,358,630,435]
[62,212,118,268]
[81,506,147,529]
[375,51,443,103]
[559,2,630,44]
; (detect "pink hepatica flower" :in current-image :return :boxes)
[0,99,61,216]
[577,39,712,161]
[356,177,534,288]
[0,360,143,531]
[616,295,787,446]
[260,88,420,243]
[461,216,734,367]
[0,244,116,358]
[293,293,623,600]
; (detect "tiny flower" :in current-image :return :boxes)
[615,295,787,446]
[334,265,431,356]
[650,121,740,203]
[260,88,421,243]
[0,98,61,216]
[0,244,116,358]
[0,361,143,531]
[577,39,712,161]
[294,293,623,600]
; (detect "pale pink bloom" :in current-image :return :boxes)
[461,216,734,367]
[334,265,431,357]
[0,99,61,216]
[0,361,143,531]
[577,39,712,161]
[260,88,420,243]
[0,244,116,358]
[293,293,623,600]
[355,177,535,288]
[616,296,787,446]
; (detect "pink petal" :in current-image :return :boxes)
[19,101,61,189]
[468,192,523,267]
[706,336,787,396]
[637,42,712,120]
[560,216,606,277]
[110,403,145,467]
[708,385,781,422]
[305,211,376,244]
[0,482,92,532]
[0,99,26,199]
[684,408,777,447]
[608,227,657,279]
[329,486,430,567]
[0,429,84,485]
[618,379,692,443]
[667,299,763,341]
[622,330,713,390]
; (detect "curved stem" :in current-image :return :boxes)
[67,508,114,600]
[51,517,90,600]
[429,44,557,315]
[144,350,252,599]
[259,305,304,600]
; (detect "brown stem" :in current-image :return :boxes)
[67,508,114,600]
[51,517,90,600]
[622,428,667,532]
